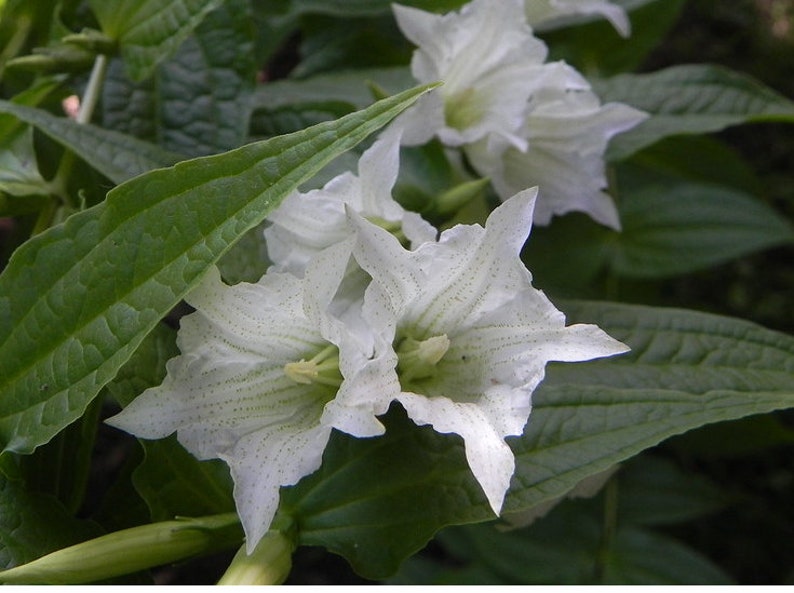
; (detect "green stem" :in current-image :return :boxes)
[77,53,108,125]
[0,15,31,80]
[48,53,109,208]
[217,528,296,585]
[593,477,619,582]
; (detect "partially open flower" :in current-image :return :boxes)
[392,0,548,149]
[265,130,436,277]
[465,63,648,229]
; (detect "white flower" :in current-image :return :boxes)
[524,0,631,37]
[465,63,648,229]
[106,245,398,552]
[264,130,436,277]
[347,188,629,514]
[392,0,549,149]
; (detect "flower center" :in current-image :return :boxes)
[396,334,451,384]
[284,344,343,389]
[444,87,484,132]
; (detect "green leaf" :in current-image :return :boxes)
[0,83,437,455]
[0,462,103,570]
[133,437,235,522]
[0,127,50,196]
[284,0,466,17]
[103,323,179,409]
[615,457,729,526]
[282,406,489,580]
[604,528,732,584]
[508,301,794,514]
[293,15,411,78]
[622,135,764,197]
[395,495,732,584]
[284,302,794,579]
[19,398,101,514]
[593,65,794,159]
[251,66,414,116]
[0,100,182,184]
[102,0,257,157]
[88,0,223,82]
[611,182,794,278]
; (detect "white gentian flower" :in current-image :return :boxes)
[465,63,648,229]
[107,245,398,552]
[392,0,549,149]
[347,188,629,515]
[524,0,631,37]
[264,130,436,277]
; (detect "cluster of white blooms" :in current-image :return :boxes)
[394,0,647,228]
[108,0,641,552]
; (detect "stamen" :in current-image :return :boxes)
[397,334,451,383]
[283,345,343,388]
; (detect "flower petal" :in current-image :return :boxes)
[393,0,547,147]
[221,402,333,553]
[525,0,631,37]
[396,393,515,515]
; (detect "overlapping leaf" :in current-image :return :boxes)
[0,101,181,184]
[89,0,223,81]
[594,64,794,159]
[0,83,435,455]
[102,0,257,158]
[284,302,794,578]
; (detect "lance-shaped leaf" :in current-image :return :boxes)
[0,100,182,184]
[89,0,223,82]
[283,302,794,578]
[0,83,436,455]
[593,64,794,159]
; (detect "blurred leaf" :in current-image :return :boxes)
[611,182,794,278]
[216,223,271,285]
[285,0,466,16]
[88,0,223,81]
[604,528,732,584]
[0,101,182,184]
[544,0,686,77]
[0,84,436,456]
[621,135,764,196]
[395,498,731,584]
[251,66,413,113]
[132,437,235,522]
[594,65,794,159]
[103,323,179,409]
[0,461,103,570]
[667,414,794,459]
[102,0,257,158]
[250,101,354,138]
[294,15,410,78]
[616,457,730,526]
[0,127,49,196]
[522,212,614,296]
[19,398,101,514]
[283,302,794,579]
